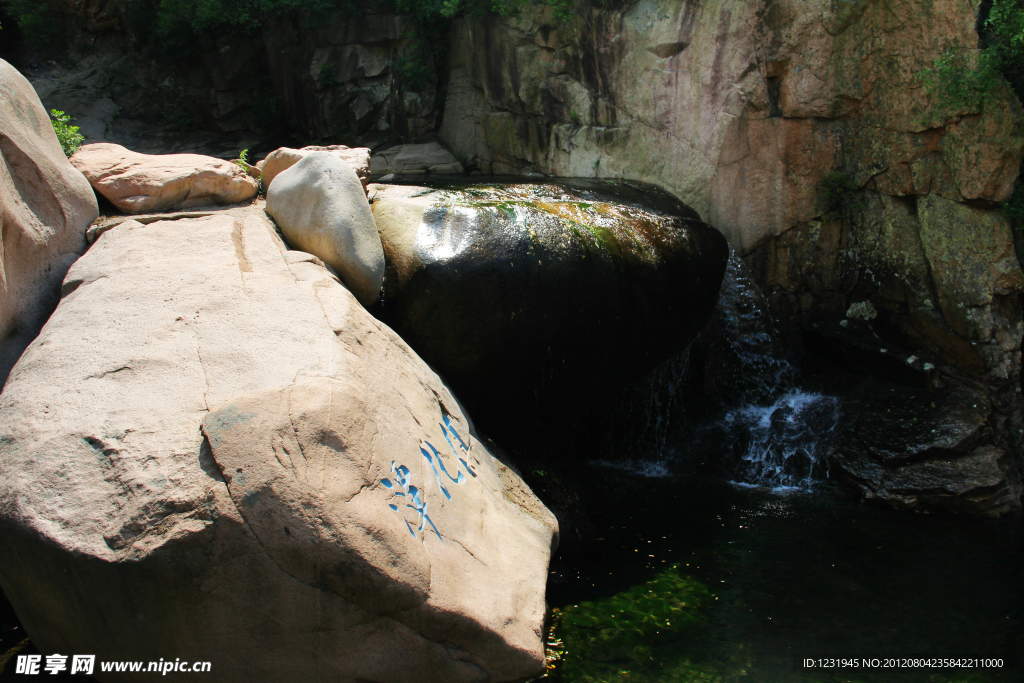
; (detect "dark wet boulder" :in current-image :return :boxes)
[370,180,729,445]
[827,380,1021,515]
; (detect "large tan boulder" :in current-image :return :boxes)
[0,58,98,384]
[0,210,556,682]
[70,143,258,214]
[266,151,385,307]
[259,144,371,193]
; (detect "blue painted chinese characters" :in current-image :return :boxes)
[381,416,477,542]
[381,463,442,542]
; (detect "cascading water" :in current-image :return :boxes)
[678,247,841,489]
[717,389,840,489]
[601,247,841,490]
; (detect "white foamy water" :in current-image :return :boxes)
[718,389,841,489]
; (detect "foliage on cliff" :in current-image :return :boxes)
[818,171,863,216]
[149,0,625,38]
[922,0,1024,108]
[2,0,71,49]
[1,0,636,51]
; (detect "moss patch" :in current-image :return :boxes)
[544,564,716,683]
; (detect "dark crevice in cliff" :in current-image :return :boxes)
[765,75,783,118]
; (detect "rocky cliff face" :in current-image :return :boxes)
[28,7,439,150]
[436,0,1024,511]
[20,0,1024,510]
[186,12,439,141]
[440,0,1023,240]
[437,0,1024,396]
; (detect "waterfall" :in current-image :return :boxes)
[599,248,841,490]
[679,248,841,489]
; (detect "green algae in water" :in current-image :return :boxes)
[544,564,721,683]
[540,561,1010,683]
[535,468,1020,683]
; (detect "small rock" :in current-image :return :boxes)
[87,218,143,243]
[259,145,371,193]
[266,152,384,307]
[846,300,878,321]
[70,143,258,214]
[371,141,464,176]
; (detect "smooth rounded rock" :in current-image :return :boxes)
[370,180,729,446]
[0,58,98,384]
[266,151,384,307]
[259,145,371,193]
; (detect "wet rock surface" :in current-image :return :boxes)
[370,180,728,446]
[827,379,1021,515]
[747,191,1024,513]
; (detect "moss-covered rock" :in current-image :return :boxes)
[370,180,728,447]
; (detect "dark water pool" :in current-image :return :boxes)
[3,468,1019,682]
[538,467,1023,683]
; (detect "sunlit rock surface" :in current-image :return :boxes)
[0,58,98,385]
[259,144,371,193]
[266,152,384,306]
[0,210,556,682]
[370,180,728,444]
[70,143,258,213]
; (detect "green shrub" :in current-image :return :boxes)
[919,47,1001,111]
[10,0,636,56]
[984,0,1024,98]
[148,0,630,46]
[394,51,434,88]
[49,109,83,157]
[153,0,352,44]
[317,62,340,87]
[5,0,73,51]
[160,107,193,133]
[921,0,1024,109]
